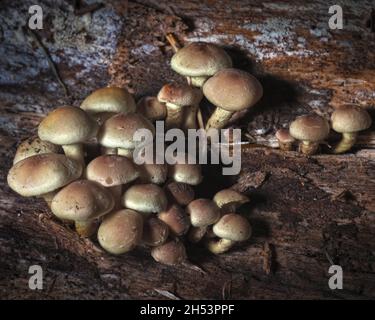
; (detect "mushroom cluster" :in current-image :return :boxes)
[8,41,257,266]
[275,106,372,155]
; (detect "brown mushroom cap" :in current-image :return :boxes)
[98,113,155,150]
[331,105,372,133]
[187,198,221,227]
[171,42,232,77]
[203,68,263,112]
[38,106,97,145]
[157,83,203,107]
[86,155,139,187]
[158,204,190,236]
[213,189,249,211]
[98,209,143,255]
[275,129,295,143]
[7,154,82,197]
[164,181,195,206]
[213,213,252,242]
[13,137,61,164]
[289,114,330,142]
[80,87,136,114]
[137,96,167,121]
[122,184,168,214]
[169,163,202,185]
[51,180,114,221]
[137,163,168,185]
[151,239,187,266]
[142,217,169,247]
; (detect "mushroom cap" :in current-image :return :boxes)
[98,209,143,255]
[169,163,203,185]
[331,105,372,133]
[157,83,203,108]
[164,181,195,206]
[86,155,139,187]
[186,198,221,227]
[51,180,115,221]
[275,128,295,143]
[122,184,168,214]
[213,213,252,241]
[213,189,249,211]
[38,106,97,145]
[137,96,167,121]
[137,163,168,185]
[171,42,232,77]
[80,87,136,114]
[151,239,187,266]
[98,113,155,149]
[13,137,61,164]
[142,217,169,247]
[158,204,190,236]
[7,154,82,197]
[203,68,263,112]
[289,114,330,142]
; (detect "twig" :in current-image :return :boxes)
[154,288,181,300]
[24,27,69,97]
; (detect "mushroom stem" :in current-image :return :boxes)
[109,185,122,209]
[75,220,98,238]
[206,238,235,254]
[206,108,233,130]
[166,103,184,129]
[183,105,198,130]
[191,76,208,87]
[333,132,358,154]
[101,146,117,155]
[40,191,56,208]
[299,141,320,155]
[188,226,207,243]
[62,144,85,166]
[118,148,133,159]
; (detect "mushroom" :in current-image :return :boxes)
[213,189,249,213]
[158,204,191,236]
[98,209,144,255]
[38,106,98,166]
[80,87,136,115]
[170,42,232,88]
[51,180,115,237]
[151,238,187,266]
[289,114,330,155]
[331,105,372,154]
[122,184,168,216]
[137,96,167,122]
[157,83,203,130]
[275,128,295,151]
[142,217,169,247]
[7,154,82,206]
[137,163,168,185]
[164,181,195,206]
[186,198,221,243]
[168,153,203,186]
[206,213,252,254]
[98,113,155,158]
[203,68,263,130]
[13,136,61,164]
[86,155,139,208]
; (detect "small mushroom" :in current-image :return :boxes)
[213,189,249,213]
[164,181,195,206]
[98,113,155,158]
[158,204,191,236]
[289,114,330,155]
[331,105,372,154]
[122,184,168,216]
[137,163,168,185]
[142,217,169,247]
[51,180,115,237]
[13,136,61,164]
[80,87,136,114]
[151,238,187,266]
[171,42,232,87]
[137,96,167,122]
[275,128,295,151]
[157,83,203,130]
[206,213,252,254]
[7,153,82,205]
[203,68,263,129]
[186,198,221,243]
[168,153,203,186]
[98,209,144,255]
[38,106,98,166]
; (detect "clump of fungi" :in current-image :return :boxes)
[8,40,258,266]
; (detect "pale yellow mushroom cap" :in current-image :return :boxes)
[213,189,249,211]
[213,213,252,242]
[331,105,372,133]
[289,114,330,142]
